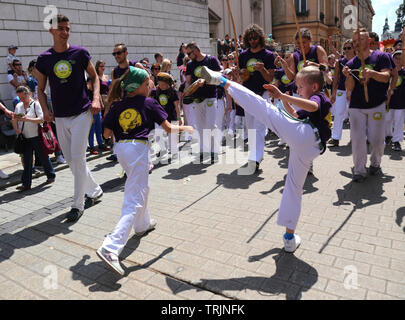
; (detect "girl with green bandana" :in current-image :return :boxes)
[97,66,193,276]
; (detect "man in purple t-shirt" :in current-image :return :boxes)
[238,24,276,173]
[35,14,103,222]
[343,29,392,182]
[185,42,222,162]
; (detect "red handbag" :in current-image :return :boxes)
[33,102,61,155]
[38,121,61,155]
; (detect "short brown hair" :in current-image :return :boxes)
[114,43,127,52]
[295,28,312,41]
[49,14,69,26]
[186,42,200,52]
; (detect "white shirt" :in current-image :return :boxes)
[5,54,18,72]
[8,73,26,98]
[14,100,43,139]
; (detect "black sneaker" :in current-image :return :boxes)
[66,208,84,222]
[106,154,118,162]
[85,192,103,208]
[327,139,339,147]
[393,142,402,152]
[385,136,393,145]
[369,166,382,176]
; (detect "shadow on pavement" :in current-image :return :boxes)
[162,162,213,181]
[396,207,405,233]
[166,248,318,300]
[260,173,319,196]
[216,168,265,190]
[319,170,394,253]
[0,181,53,205]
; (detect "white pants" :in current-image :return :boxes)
[191,98,222,153]
[102,141,151,256]
[55,110,102,211]
[245,91,269,162]
[183,103,196,140]
[227,82,321,230]
[385,109,405,143]
[331,90,349,141]
[235,115,248,139]
[349,103,385,176]
[154,123,179,155]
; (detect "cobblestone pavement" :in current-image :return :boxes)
[0,129,404,300]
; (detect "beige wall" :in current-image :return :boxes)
[208,0,272,40]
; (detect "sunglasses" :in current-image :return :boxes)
[248,36,259,41]
[112,51,125,56]
[14,64,22,66]
[343,47,353,50]
[186,51,194,56]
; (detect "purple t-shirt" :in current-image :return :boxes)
[293,45,319,72]
[113,60,138,80]
[186,55,221,99]
[346,50,392,108]
[275,68,295,94]
[151,88,179,122]
[337,57,348,91]
[35,45,92,117]
[389,68,405,109]
[297,93,332,147]
[239,48,276,95]
[103,96,167,141]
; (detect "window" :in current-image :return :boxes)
[294,0,307,13]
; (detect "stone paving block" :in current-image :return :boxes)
[334,257,371,276]
[359,234,392,248]
[325,279,367,300]
[374,246,405,261]
[371,266,405,285]
[1,280,30,299]
[118,278,154,299]
[144,288,182,300]
[366,291,398,300]
[299,289,339,300]
[386,282,405,299]
[354,251,390,269]
[341,239,374,254]
[390,259,405,272]
[300,250,336,266]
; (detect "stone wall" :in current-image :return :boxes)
[0,0,210,108]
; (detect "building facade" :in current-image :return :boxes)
[208,0,273,40]
[0,0,211,108]
[271,0,374,52]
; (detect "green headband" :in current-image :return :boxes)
[121,66,148,93]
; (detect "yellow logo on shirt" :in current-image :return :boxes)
[194,66,203,78]
[54,60,72,79]
[396,76,403,88]
[373,112,383,121]
[159,94,169,106]
[297,60,305,71]
[281,74,291,85]
[119,108,142,132]
[247,58,261,73]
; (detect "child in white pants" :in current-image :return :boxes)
[98,67,193,275]
[201,66,331,253]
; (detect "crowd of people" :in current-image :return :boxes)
[0,13,404,276]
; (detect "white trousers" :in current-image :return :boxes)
[349,103,385,176]
[102,141,151,256]
[245,91,269,162]
[227,82,321,231]
[154,123,179,155]
[55,110,102,211]
[331,90,349,141]
[191,98,222,153]
[183,103,196,140]
[385,109,405,143]
[235,115,248,139]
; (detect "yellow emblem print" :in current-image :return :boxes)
[159,94,169,106]
[54,60,72,79]
[396,76,403,88]
[194,66,203,78]
[373,112,383,121]
[281,74,291,85]
[325,111,333,129]
[247,58,260,73]
[119,108,142,132]
[297,60,305,71]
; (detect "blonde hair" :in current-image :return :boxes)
[161,59,172,73]
[296,66,325,90]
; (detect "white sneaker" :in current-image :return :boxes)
[200,66,223,86]
[56,155,66,164]
[135,219,157,236]
[96,247,125,276]
[283,234,301,253]
[0,170,9,180]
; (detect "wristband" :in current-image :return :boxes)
[220,77,228,88]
